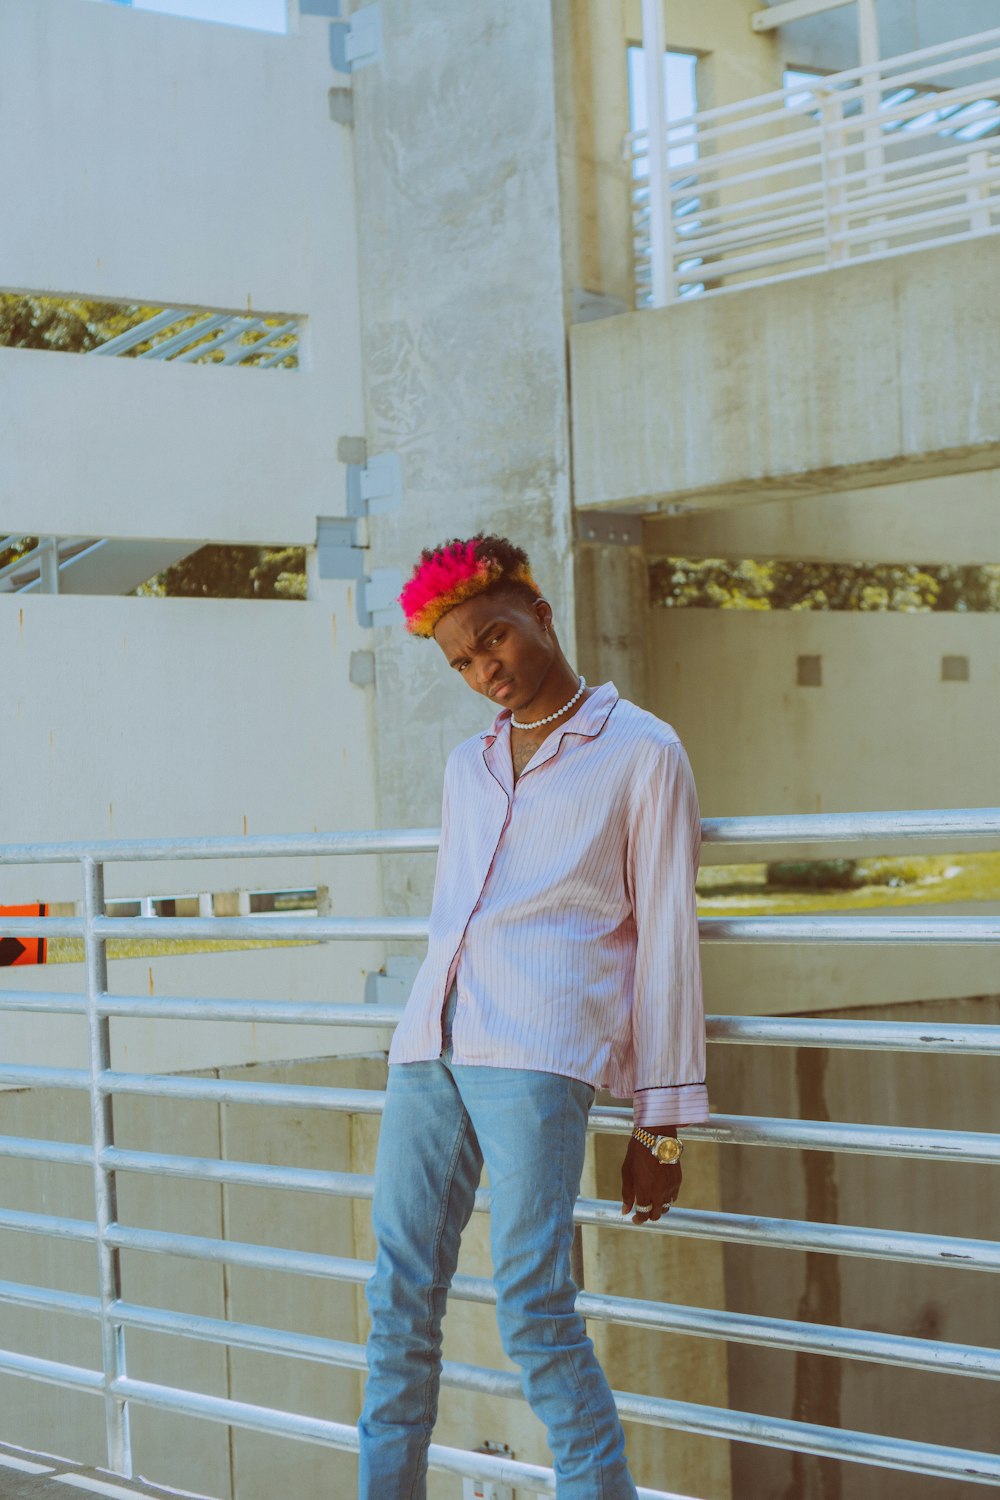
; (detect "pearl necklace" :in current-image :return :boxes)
[511,676,586,730]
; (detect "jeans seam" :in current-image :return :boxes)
[409,1104,472,1500]
[545,1087,607,1497]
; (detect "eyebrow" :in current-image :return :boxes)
[448,620,504,669]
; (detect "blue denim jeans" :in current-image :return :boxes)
[358,984,637,1499]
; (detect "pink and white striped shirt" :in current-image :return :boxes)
[389,680,709,1127]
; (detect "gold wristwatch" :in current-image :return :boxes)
[632,1125,684,1164]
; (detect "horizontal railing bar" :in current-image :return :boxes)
[102,996,401,1025]
[109,1370,1000,1486]
[643,26,1000,137]
[97,1072,380,1109]
[592,1107,1000,1163]
[701,808,1000,843]
[106,1269,1000,1379]
[668,158,1000,263]
[696,915,1000,944]
[706,1016,1000,1053]
[0,1135,91,1167]
[0,917,82,938]
[0,1347,105,1394]
[104,1201,1000,1285]
[97,1070,1000,1163]
[102,1147,346,1194]
[0,1144,993,1272]
[0,1278,100,1320]
[0,830,442,864]
[107,1379,684,1500]
[106,1224,377,1281]
[0,1064,89,1091]
[6,992,985,1055]
[834,198,1000,250]
[0,992,88,1015]
[5,912,996,947]
[91,915,425,942]
[83,1147,1000,1268]
[0,809,996,867]
[0,1207,96,1242]
[674,220,1000,303]
[671,132,999,231]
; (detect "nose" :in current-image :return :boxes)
[479,657,503,693]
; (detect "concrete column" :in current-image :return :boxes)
[350,0,576,917]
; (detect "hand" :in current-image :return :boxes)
[620,1134,682,1225]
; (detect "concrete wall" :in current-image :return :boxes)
[0,0,362,542]
[0,584,391,1068]
[571,237,1000,511]
[646,606,1000,1018]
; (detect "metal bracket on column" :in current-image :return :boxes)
[574,511,644,546]
[364,955,422,1006]
[324,2,383,73]
[360,568,404,629]
[347,450,403,519]
[317,517,366,580]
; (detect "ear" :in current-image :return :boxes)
[532,596,553,633]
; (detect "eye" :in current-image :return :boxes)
[456,662,469,673]
[487,633,503,647]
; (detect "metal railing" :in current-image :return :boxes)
[0,810,999,1495]
[630,25,1000,306]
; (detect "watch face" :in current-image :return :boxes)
[655,1137,681,1164]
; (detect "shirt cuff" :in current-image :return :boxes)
[633,1083,710,1128]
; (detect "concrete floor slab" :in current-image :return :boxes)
[0,1443,217,1500]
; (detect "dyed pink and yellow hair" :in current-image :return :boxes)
[399,535,541,638]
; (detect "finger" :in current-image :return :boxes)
[621,1164,634,1216]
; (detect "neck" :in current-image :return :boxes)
[510,669,586,730]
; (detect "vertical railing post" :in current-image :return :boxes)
[82,856,132,1477]
[969,149,991,233]
[819,89,848,265]
[857,0,887,255]
[641,0,675,306]
[38,537,61,595]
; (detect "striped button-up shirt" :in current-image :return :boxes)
[389,680,709,1126]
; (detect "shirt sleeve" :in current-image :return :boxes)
[626,738,709,1127]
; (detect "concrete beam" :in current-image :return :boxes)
[643,468,1000,564]
[570,238,1000,514]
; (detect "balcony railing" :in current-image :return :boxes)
[629,26,1000,306]
[0,811,999,1494]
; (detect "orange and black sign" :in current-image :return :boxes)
[0,904,48,966]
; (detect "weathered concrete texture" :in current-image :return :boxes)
[350,0,576,916]
[711,992,1000,1500]
[644,466,1000,565]
[570,237,1000,511]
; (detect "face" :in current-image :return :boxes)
[432,590,556,711]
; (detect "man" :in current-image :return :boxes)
[358,533,708,1499]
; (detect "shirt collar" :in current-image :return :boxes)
[480,679,619,745]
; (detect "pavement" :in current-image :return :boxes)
[0,1444,216,1500]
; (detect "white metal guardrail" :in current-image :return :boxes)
[630,25,1000,306]
[0,811,999,1493]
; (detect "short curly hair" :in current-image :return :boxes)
[398,532,542,637]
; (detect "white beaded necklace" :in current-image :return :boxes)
[511,675,586,730]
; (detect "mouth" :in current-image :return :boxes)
[490,679,514,700]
